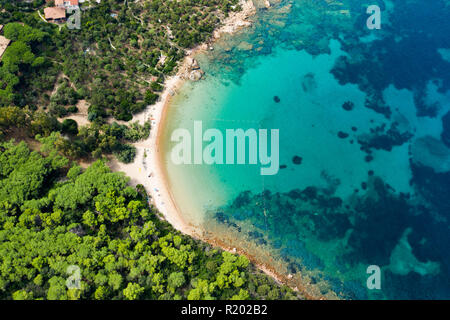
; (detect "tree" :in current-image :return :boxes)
[167,272,185,292]
[62,119,79,135]
[3,22,46,43]
[12,290,34,300]
[144,90,159,105]
[187,279,215,300]
[123,283,144,300]
[114,144,136,163]
[47,277,68,300]
[231,289,250,300]
[1,41,35,73]
[0,106,29,135]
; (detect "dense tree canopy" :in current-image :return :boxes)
[0,141,297,300]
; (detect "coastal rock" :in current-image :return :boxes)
[186,57,200,70]
[213,0,256,38]
[181,57,204,81]
[189,69,204,81]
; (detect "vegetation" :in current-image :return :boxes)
[0,0,241,163]
[0,141,297,300]
[0,0,240,119]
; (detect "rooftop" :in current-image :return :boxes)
[55,0,79,6]
[44,7,67,20]
[0,35,11,61]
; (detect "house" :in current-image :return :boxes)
[0,25,11,61]
[0,36,11,62]
[55,0,79,9]
[44,7,67,23]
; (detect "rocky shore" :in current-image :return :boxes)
[179,0,259,82]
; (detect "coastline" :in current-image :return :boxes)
[108,0,323,299]
[110,0,257,236]
[108,74,195,235]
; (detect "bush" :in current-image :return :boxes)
[144,90,159,105]
[114,144,136,163]
[62,119,78,135]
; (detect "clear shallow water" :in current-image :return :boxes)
[161,0,450,299]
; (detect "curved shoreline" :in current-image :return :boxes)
[152,0,260,237]
[112,0,258,236]
[109,0,327,299]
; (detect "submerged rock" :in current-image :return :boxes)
[301,72,317,93]
[292,156,302,165]
[388,228,440,276]
[411,136,450,173]
[338,131,349,139]
[273,96,281,103]
[342,101,355,111]
[357,123,413,153]
[237,41,253,51]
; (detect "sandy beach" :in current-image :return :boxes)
[109,74,194,234]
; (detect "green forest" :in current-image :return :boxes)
[0,1,299,300]
[0,140,296,300]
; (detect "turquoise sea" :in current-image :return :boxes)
[161,0,450,299]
